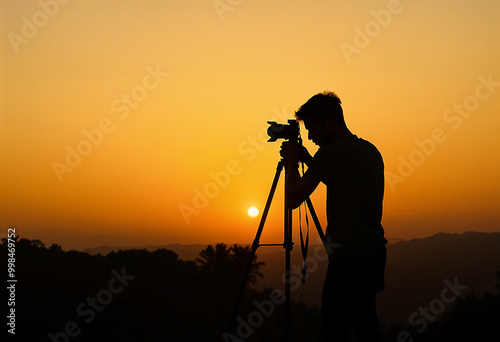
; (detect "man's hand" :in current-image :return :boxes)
[280,141,313,168]
[280,142,319,209]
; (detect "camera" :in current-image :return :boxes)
[267,120,301,142]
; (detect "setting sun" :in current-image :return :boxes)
[247,207,259,218]
[1,0,499,250]
[1,1,499,340]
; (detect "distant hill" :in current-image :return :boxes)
[84,244,207,261]
[380,231,500,323]
[253,231,500,324]
[82,231,500,324]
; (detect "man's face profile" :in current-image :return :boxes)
[303,117,332,147]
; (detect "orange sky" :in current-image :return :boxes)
[1,0,499,250]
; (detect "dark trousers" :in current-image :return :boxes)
[321,246,386,342]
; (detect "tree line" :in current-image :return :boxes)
[1,237,498,341]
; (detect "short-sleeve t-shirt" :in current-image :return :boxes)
[304,135,387,257]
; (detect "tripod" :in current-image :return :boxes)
[228,156,328,341]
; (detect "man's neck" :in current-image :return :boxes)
[333,128,354,140]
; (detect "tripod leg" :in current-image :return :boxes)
[284,204,293,341]
[228,160,285,333]
[305,197,328,250]
[284,166,294,342]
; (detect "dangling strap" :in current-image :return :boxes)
[299,162,310,295]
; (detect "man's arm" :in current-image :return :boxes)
[280,141,319,209]
[285,167,319,209]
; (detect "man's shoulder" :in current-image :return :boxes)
[356,137,382,154]
[314,136,383,168]
[318,135,379,154]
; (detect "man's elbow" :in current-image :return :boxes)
[286,195,302,210]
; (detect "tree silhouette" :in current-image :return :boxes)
[5,237,497,342]
[197,243,265,287]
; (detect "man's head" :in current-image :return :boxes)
[295,91,349,146]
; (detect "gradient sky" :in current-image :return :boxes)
[1,0,499,250]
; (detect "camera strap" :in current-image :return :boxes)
[298,162,310,295]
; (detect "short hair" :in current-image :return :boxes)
[295,91,345,126]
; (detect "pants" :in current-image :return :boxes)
[321,246,386,342]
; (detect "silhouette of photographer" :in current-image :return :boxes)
[280,91,387,342]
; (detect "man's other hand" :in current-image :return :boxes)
[280,141,313,167]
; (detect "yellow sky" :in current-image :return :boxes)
[1,0,499,250]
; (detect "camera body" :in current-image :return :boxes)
[267,120,301,143]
